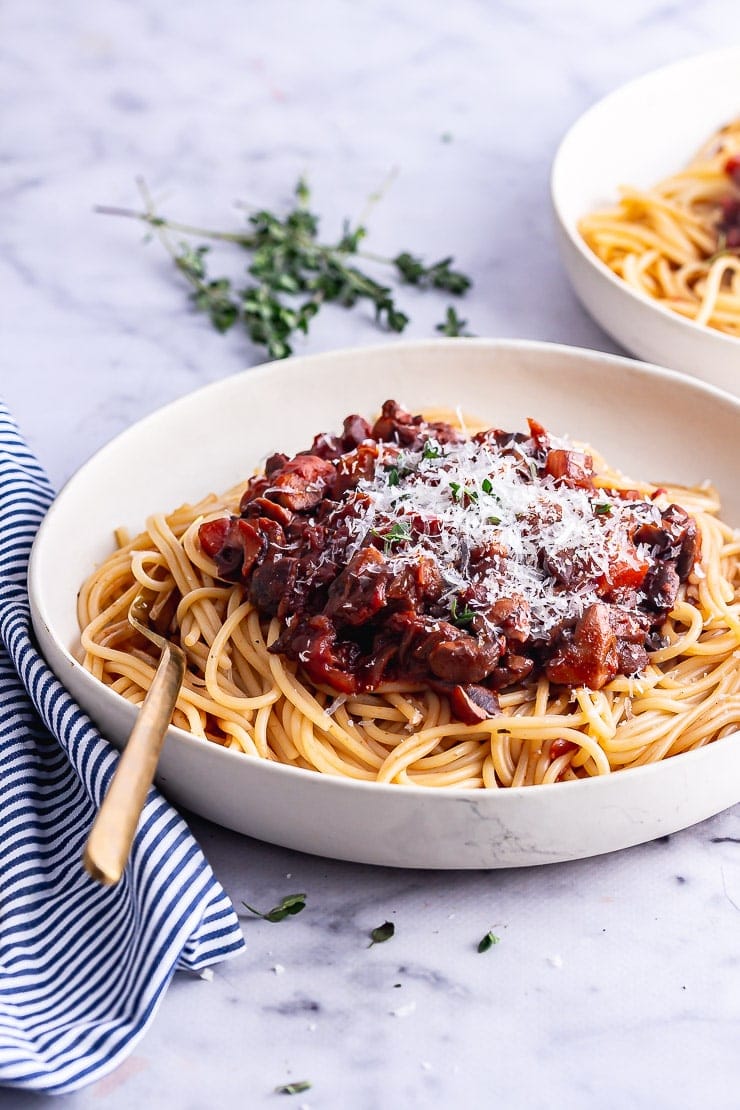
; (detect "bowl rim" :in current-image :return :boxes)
[550,45,740,354]
[29,336,740,805]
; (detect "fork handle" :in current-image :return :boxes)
[83,644,186,886]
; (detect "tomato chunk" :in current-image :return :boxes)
[545,449,594,489]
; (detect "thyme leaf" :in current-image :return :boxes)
[477,931,500,953]
[436,305,473,337]
[450,597,476,627]
[449,480,477,504]
[275,1080,312,1095]
[394,251,471,293]
[373,521,412,553]
[369,921,395,946]
[242,892,307,922]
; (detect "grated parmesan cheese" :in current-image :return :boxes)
[334,435,660,638]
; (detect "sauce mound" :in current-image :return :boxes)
[199,401,700,724]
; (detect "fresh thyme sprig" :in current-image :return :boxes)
[97,178,473,360]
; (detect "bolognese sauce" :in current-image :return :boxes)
[198,401,700,725]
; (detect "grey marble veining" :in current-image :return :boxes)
[3,0,740,1106]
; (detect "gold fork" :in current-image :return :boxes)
[83,588,186,885]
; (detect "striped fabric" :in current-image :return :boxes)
[0,400,245,1094]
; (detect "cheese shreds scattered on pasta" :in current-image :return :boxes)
[343,436,662,639]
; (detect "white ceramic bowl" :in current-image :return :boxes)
[552,48,740,395]
[29,339,740,868]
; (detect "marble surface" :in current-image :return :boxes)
[3,0,740,1106]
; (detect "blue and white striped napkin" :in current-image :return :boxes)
[0,400,245,1094]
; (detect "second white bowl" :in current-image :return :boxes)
[551,48,740,396]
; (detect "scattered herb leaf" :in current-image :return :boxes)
[387,467,400,487]
[595,503,612,516]
[422,439,441,460]
[242,892,307,922]
[97,178,473,360]
[369,921,395,946]
[481,478,493,494]
[478,931,500,953]
[275,1080,312,1095]
[436,305,473,337]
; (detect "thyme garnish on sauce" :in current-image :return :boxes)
[449,597,476,628]
[97,178,473,360]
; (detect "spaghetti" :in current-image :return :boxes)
[579,118,740,335]
[78,404,740,789]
